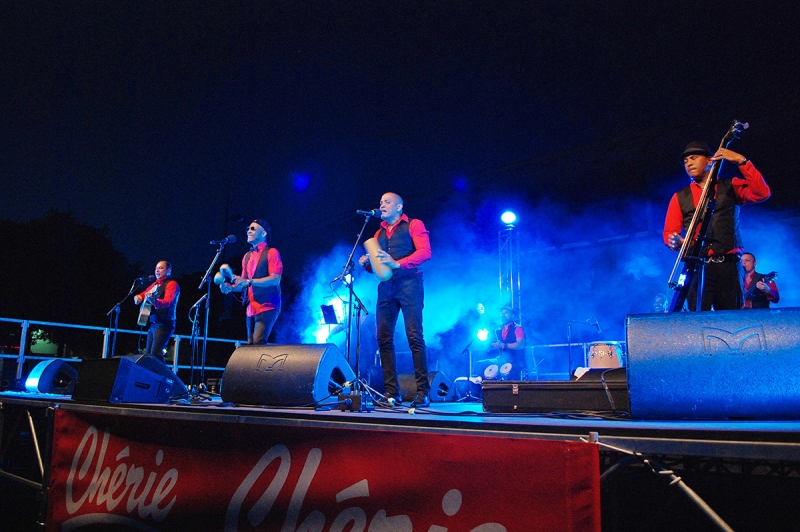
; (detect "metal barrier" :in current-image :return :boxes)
[0,317,241,385]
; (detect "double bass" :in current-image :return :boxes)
[667,120,749,312]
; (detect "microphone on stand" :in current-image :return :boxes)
[593,317,602,334]
[136,275,156,283]
[191,294,208,309]
[356,209,379,217]
[210,235,237,245]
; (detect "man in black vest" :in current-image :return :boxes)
[221,219,283,344]
[359,192,432,407]
[134,261,180,362]
[663,141,770,310]
[741,252,780,309]
[474,306,526,380]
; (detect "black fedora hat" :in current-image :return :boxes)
[680,141,712,159]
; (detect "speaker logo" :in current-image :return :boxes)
[256,353,289,372]
[700,325,767,354]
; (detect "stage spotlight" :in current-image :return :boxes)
[476,328,490,342]
[500,211,517,225]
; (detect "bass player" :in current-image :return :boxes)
[663,141,770,311]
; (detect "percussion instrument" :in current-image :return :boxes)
[214,263,234,286]
[588,341,624,369]
[363,238,393,281]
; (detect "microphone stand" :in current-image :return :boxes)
[455,340,480,402]
[331,212,375,412]
[557,317,596,378]
[106,279,144,358]
[194,242,227,397]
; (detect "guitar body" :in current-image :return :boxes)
[137,285,158,326]
[743,271,778,303]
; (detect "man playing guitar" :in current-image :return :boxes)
[741,252,779,309]
[134,261,180,362]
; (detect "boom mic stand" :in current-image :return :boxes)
[331,211,375,412]
[192,241,228,399]
[106,278,147,357]
[455,340,481,402]
[558,317,597,378]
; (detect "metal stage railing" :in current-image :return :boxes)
[0,316,242,385]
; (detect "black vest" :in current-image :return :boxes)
[495,322,519,344]
[151,278,179,323]
[377,219,419,276]
[243,247,281,306]
[677,179,742,255]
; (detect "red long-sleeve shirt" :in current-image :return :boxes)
[663,161,770,252]
[374,214,432,269]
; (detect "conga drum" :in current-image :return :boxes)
[588,341,624,369]
[363,238,393,281]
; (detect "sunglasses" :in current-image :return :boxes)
[247,226,258,232]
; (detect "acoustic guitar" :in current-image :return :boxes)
[137,284,159,327]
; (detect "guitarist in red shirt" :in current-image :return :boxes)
[741,252,779,309]
[134,261,180,362]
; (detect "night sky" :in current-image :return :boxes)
[3,2,800,367]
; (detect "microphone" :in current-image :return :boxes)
[210,235,237,245]
[356,209,379,217]
[593,317,602,334]
[191,294,208,309]
[136,275,155,282]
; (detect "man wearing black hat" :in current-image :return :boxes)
[663,141,770,310]
[220,219,282,343]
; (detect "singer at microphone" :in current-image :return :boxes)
[132,260,180,364]
[210,235,237,245]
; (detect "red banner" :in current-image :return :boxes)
[47,408,600,531]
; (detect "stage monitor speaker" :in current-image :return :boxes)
[120,354,188,399]
[25,359,79,395]
[626,307,800,420]
[72,357,174,404]
[220,344,356,406]
[398,371,453,402]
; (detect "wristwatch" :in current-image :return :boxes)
[738,157,749,166]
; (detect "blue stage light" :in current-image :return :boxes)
[501,211,517,225]
[293,172,310,192]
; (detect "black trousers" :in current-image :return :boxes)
[145,319,175,363]
[686,261,743,311]
[376,273,429,397]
